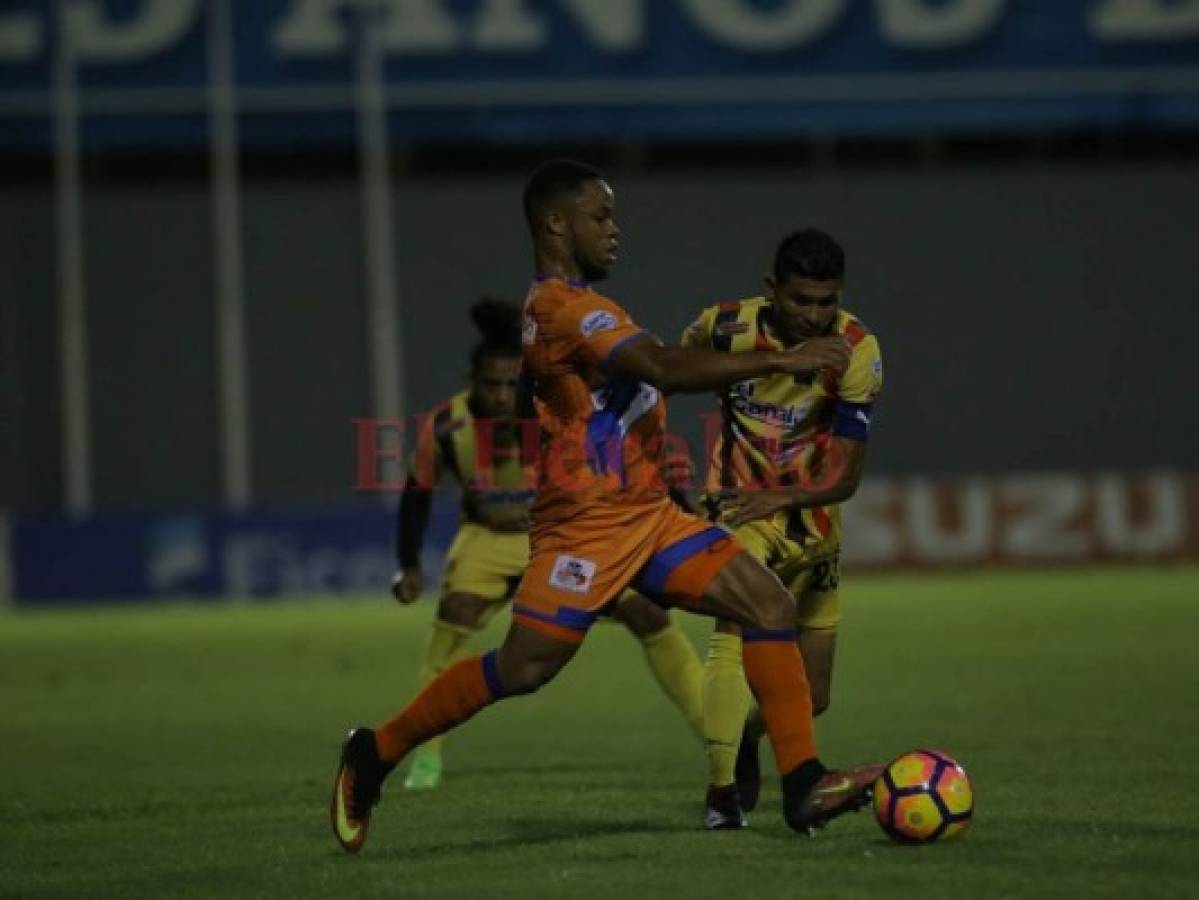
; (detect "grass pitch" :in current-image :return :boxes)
[2,567,1198,899]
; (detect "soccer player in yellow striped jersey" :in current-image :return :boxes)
[391,298,707,790]
[681,229,883,827]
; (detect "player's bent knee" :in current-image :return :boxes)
[496,658,553,696]
[613,594,671,638]
[438,592,490,629]
[747,589,796,632]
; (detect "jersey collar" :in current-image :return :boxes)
[533,273,589,289]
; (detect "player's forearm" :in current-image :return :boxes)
[783,478,859,510]
[783,444,865,509]
[396,477,432,568]
[645,346,790,394]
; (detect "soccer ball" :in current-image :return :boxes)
[872,749,973,843]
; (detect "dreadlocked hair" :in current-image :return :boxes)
[469,296,523,372]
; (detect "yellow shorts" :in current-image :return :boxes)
[441,522,529,602]
[735,517,842,630]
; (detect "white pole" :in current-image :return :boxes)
[356,10,404,435]
[0,513,12,607]
[209,0,252,510]
[53,0,91,517]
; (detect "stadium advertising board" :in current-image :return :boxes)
[2,1,1199,149]
[6,471,1199,603]
[841,471,1199,568]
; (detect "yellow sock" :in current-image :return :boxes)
[704,630,752,788]
[413,618,474,756]
[640,623,706,741]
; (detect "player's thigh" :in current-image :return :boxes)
[610,591,671,638]
[687,551,797,631]
[442,524,528,606]
[494,618,583,694]
[704,517,791,636]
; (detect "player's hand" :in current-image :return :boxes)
[661,449,695,490]
[391,568,424,604]
[717,488,796,527]
[778,336,851,378]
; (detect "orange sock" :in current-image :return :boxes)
[741,632,817,775]
[374,651,504,764]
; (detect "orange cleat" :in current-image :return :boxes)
[330,727,394,854]
[784,763,885,835]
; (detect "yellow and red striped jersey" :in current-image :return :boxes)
[682,297,883,551]
[407,390,538,530]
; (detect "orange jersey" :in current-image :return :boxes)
[521,276,669,525]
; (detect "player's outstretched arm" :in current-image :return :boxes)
[718,438,868,527]
[391,412,444,604]
[393,480,430,603]
[606,335,850,395]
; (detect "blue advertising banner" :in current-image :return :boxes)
[9,498,460,604]
[2,1,1199,150]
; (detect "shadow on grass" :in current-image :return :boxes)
[364,817,688,861]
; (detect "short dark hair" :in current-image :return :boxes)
[773,229,846,283]
[469,296,522,372]
[523,158,604,229]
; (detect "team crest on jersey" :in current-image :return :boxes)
[580,310,619,337]
[548,555,597,594]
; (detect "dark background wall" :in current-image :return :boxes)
[4,160,1198,513]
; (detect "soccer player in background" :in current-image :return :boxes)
[681,229,883,828]
[331,159,882,853]
[391,297,707,790]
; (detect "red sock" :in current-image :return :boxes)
[741,634,817,775]
[374,652,501,764]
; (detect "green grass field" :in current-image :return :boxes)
[3,567,1199,899]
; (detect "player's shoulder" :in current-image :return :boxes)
[526,276,594,313]
[697,296,764,349]
[527,278,627,330]
[432,391,472,436]
[704,295,766,318]
[837,308,877,348]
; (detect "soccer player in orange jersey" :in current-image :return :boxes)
[392,299,707,790]
[330,160,883,853]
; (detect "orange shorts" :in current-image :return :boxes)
[511,499,741,644]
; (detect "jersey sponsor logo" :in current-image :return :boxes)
[579,309,619,338]
[731,395,803,429]
[548,555,597,593]
[715,320,750,336]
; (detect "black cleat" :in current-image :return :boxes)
[330,727,395,853]
[734,727,762,812]
[704,784,748,830]
[783,763,884,836]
